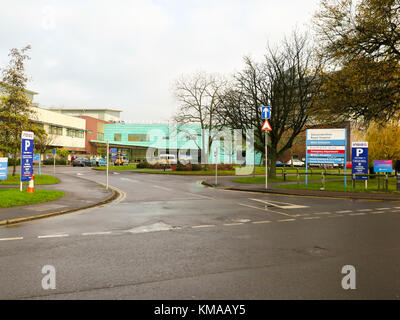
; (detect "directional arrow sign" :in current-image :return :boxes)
[261,119,272,131]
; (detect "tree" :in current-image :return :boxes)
[217,32,324,178]
[173,71,226,165]
[0,45,44,175]
[313,0,400,124]
[56,148,69,159]
[366,122,400,164]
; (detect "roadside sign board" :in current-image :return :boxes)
[374,160,393,173]
[351,142,368,180]
[21,131,34,182]
[305,129,347,186]
[261,119,272,131]
[0,157,8,180]
[33,154,40,164]
[110,148,117,154]
[52,148,56,155]
[261,106,271,120]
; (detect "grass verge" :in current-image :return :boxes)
[92,165,137,171]
[274,179,400,193]
[0,189,65,208]
[0,174,59,185]
[232,175,344,183]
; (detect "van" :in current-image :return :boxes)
[158,154,177,165]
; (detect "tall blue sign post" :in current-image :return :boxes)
[0,157,8,180]
[352,142,368,181]
[20,131,34,191]
[305,128,347,187]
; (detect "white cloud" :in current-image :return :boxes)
[0,0,320,121]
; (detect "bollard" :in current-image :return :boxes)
[297,169,300,184]
[385,173,389,192]
[320,172,325,190]
[352,174,356,190]
[283,170,286,182]
[397,173,400,191]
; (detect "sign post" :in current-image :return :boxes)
[33,154,41,175]
[261,108,272,190]
[351,142,368,189]
[0,157,8,181]
[20,131,35,191]
[52,148,56,175]
[215,151,218,186]
[106,140,109,190]
[305,129,347,187]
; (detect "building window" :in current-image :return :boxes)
[50,126,63,135]
[88,130,93,134]
[128,134,149,142]
[97,133,104,141]
[114,133,122,141]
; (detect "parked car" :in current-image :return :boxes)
[178,155,194,164]
[158,154,177,165]
[276,161,288,167]
[286,159,305,167]
[114,155,129,166]
[90,157,107,167]
[72,158,91,167]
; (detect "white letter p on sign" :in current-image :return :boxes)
[25,140,31,151]
[356,148,363,157]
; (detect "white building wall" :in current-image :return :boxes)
[31,107,86,149]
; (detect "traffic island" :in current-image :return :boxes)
[0,173,118,226]
[201,176,400,201]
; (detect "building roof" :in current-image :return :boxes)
[48,107,123,113]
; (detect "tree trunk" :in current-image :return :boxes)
[12,152,17,176]
[269,152,278,179]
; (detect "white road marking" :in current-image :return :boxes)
[357,209,372,212]
[223,223,244,226]
[303,217,320,220]
[120,178,139,183]
[349,213,366,216]
[239,203,266,211]
[187,193,214,200]
[371,211,383,214]
[376,208,390,210]
[278,219,296,222]
[336,210,352,213]
[394,207,400,209]
[328,214,344,217]
[112,172,120,175]
[313,212,332,215]
[153,185,171,191]
[38,234,69,239]
[0,237,23,241]
[238,203,294,217]
[249,198,308,209]
[82,231,112,236]
[251,220,271,224]
[191,225,215,229]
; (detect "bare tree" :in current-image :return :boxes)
[217,32,324,178]
[173,71,226,165]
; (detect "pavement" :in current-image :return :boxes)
[0,170,116,224]
[202,175,400,201]
[1,167,400,299]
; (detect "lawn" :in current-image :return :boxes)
[232,174,345,183]
[92,165,347,176]
[0,189,65,208]
[92,165,137,171]
[0,174,59,185]
[273,178,400,193]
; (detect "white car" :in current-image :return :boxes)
[286,159,305,167]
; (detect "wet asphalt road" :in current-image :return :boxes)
[1,166,400,299]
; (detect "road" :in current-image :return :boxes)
[1,166,400,299]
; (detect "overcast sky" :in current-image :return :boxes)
[0,0,320,121]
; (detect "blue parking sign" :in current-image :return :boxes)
[261,106,271,119]
[21,131,34,182]
[352,142,368,180]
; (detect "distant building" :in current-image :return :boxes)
[48,107,122,122]
[31,107,86,154]
[78,115,110,155]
